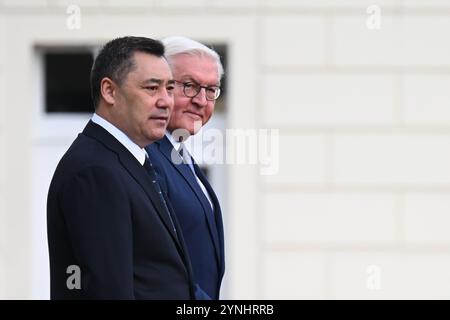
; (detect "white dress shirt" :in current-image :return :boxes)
[91,113,148,165]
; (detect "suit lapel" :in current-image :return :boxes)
[118,153,181,244]
[157,137,213,217]
[156,137,222,267]
[193,161,225,274]
[82,121,181,250]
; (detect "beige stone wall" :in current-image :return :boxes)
[259,1,450,299]
[0,0,449,299]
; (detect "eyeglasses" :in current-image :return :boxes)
[174,80,221,101]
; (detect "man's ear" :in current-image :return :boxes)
[100,77,116,105]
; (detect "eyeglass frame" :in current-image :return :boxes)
[174,80,221,101]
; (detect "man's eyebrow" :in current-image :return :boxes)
[142,78,163,84]
[180,77,220,87]
[142,78,175,85]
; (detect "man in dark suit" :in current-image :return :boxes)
[47,36,195,299]
[146,36,225,300]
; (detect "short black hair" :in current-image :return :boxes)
[90,36,165,108]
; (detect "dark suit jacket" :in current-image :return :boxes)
[146,136,225,299]
[47,121,195,299]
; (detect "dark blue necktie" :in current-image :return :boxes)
[178,144,214,211]
[178,143,195,175]
[143,156,177,237]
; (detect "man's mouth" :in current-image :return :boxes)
[184,111,202,119]
[149,115,169,122]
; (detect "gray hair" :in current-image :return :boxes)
[161,36,224,80]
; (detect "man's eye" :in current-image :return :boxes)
[184,82,196,89]
[207,87,216,93]
[144,86,158,91]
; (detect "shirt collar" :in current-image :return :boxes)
[165,131,190,152]
[91,113,147,165]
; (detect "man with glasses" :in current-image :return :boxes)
[146,36,225,300]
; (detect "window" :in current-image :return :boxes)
[44,50,94,113]
[209,43,227,113]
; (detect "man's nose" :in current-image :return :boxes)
[192,88,208,107]
[156,89,174,108]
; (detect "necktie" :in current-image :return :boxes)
[143,156,177,237]
[178,143,214,210]
[178,143,196,176]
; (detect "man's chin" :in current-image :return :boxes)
[148,130,166,143]
[168,121,201,136]
[189,119,203,135]
[189,127,199,135]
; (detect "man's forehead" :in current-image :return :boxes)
[130,54,173,80]
[133,52,170,69]
[172,65,220,84]
[172,57,219,83]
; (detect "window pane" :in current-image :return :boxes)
[45,52,93,113]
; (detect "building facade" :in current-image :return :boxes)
[1,0,450,299]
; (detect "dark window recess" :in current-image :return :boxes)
[206,43,227,112]
[45,52,94,113]
[210,44,227,95]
